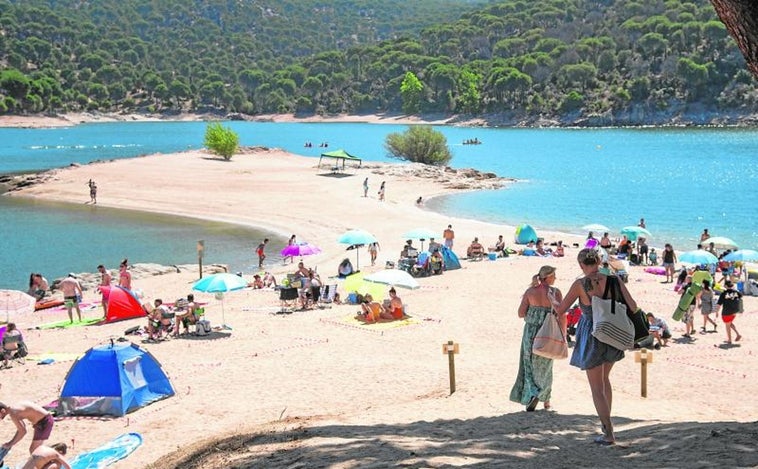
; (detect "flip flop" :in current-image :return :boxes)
[594,436,615,446]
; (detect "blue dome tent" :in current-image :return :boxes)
[57,342,174,417]
[515,224,539,244]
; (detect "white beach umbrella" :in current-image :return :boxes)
[704,236,739,250]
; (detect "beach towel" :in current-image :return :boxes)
[33,317,103,330]
[341,313,420,330]
[27,352,82,363]
[69,432,142,469]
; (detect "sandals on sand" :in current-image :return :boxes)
[526,396,539,412]
[594,435,615,446]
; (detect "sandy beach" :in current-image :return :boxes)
[2,126,757,467]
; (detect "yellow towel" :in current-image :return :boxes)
[342,313,420,330]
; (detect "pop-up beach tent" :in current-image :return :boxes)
[104,286,144,323]
[57,341,174,417]
[318,149,362,171]
[440,246,461,270]
[515,224,539,244]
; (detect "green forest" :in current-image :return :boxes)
[1,0,756,125]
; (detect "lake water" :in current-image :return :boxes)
[1,121,757,289]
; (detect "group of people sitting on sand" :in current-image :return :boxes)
[354,288,406,323]
[397,240,444,276]
[142,294,203,342]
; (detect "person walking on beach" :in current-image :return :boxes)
[554,248,638,445]
[0,400,56,455]
[510,265,563,412]
[118,259,131,290]
[367,242,380,266]
[87,179,97,204]
[443,225,455,249]
[97,264,111,317]
[378,181,386,201]
[362,177,369,197]
[697,279,718,333]
[59,274,83,323]
[714,280,743,344]
[256,238,269,269]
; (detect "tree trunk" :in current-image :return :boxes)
[710,0,758,79]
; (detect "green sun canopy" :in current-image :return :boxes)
[318,149,362,170]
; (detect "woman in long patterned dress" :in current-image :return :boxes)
[510,265,564,411]
[554,248,638,445]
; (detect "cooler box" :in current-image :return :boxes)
[487,253,497,261]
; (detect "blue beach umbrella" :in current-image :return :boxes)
[679,249,719,265]
[192,273,247,329]
[722,249,758,262]
[402,228,440,251]
[620,226,652,241]
[338,229,377,270]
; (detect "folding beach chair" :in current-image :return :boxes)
[318,284,338,308]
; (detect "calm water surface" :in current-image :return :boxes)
[1,121,756,289]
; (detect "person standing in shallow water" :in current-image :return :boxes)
[510,265,563,412]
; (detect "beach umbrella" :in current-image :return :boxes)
[191,273,248,330]
[341,272,385,301]
[402,228,439,251]
[364,269,420,290]
[338,229,377,270]
[280,242,321,258]
[722,249,758,262]
[620,226,652,241]
[692,270,713,285]
[704,236,739,250]
[679,249,719,265]
[0,289,37,323]
[582,224,610,233]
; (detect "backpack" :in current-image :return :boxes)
[195,320,211,336]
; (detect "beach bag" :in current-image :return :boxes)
[195,320,211,336]
[532,311,568,360]
[591,276,634,351]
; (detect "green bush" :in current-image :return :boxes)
[204,122,239,161]
[385,125,451,166]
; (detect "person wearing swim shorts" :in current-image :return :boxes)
[714,280,743,345]
[662,243,677,283]
[256,238,269,269]
[0,401,55,456]
[58,274,83,323]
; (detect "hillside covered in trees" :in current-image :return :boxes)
[1,0,757,126]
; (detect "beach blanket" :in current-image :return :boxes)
[341,313,420,330]
[69,432,142,469]
[33,317,103,330]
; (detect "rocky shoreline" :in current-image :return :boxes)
[44,263,230,299]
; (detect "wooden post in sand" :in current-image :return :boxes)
[442,340,460,394]
[634,348,653,397]
[197,240,205,279]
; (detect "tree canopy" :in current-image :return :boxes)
[0,0,756,125]
[385,126,452,165]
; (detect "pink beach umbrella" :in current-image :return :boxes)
[0,289,37,323]
[280,242,322,258]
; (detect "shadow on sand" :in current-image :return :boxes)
[148,412,758,468]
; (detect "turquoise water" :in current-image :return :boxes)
[1,121,757,289]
